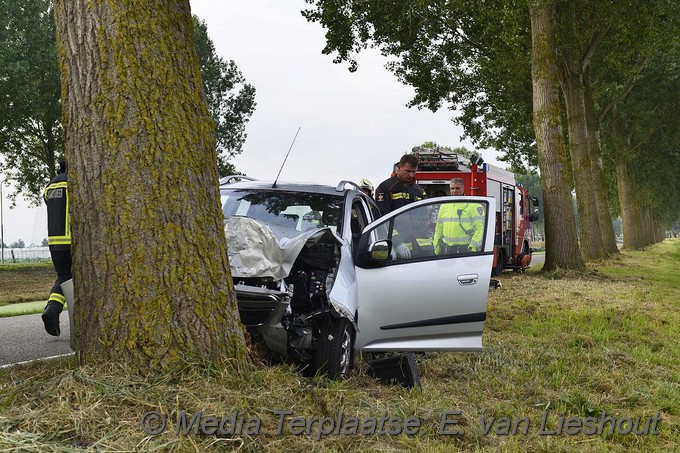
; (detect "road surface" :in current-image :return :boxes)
[0,313,73,367]
[531,252,545,270]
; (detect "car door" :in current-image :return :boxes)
[353,196,496,351]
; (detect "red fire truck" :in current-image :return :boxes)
[410,147,539,275]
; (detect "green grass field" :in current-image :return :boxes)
[0,241,678,451]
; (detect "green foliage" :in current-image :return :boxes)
[303,1,537,170]
[601,41,680,227]
[193,16,256,177]
[419,141,472,158]
[0,0,62,206]
[303,0,680,239]
[0,5,256,205]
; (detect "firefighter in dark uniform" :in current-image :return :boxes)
[42,160,71,336]
[375,153,426,216]
[375,154,428,258]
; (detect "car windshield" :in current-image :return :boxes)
[221,189,343,237]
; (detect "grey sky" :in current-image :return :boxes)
[1,0,500,246]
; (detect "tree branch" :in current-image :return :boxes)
[598,56,649,123]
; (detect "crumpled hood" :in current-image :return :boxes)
[224,216,340,280]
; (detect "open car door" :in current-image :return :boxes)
[354,196,496,351]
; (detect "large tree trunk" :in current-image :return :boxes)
[560,73,604,260]
[54,0,249,372]
[528,0,585,271]
[583,76,619,255]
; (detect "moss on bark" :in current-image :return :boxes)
[54,0,250,372]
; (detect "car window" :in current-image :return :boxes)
[221,189,343,237]
[372,200,489,263]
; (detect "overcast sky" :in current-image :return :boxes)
[1,0,500,246]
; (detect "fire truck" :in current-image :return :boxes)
[409,147,539,275]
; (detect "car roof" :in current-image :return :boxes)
[220,180,346,197]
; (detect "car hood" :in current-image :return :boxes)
[224,216,340,280]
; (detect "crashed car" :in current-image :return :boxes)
[220,177,496,378]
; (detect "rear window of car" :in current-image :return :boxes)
[221,189,343,235]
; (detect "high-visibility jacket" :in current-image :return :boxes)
[43,171,70,251]
[433,203,484,254]
[375,175,426,216]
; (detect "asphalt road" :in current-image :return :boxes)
[0,313,73,367]
[531,252,545,270]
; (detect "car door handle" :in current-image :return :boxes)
[457,274,478,286]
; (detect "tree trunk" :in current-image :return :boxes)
[616,159,642,249]
[528,0,585,271]
[583,78,619,255]
[54,0,249,372]
[560,74,604,260]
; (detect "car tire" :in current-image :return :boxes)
[313,317,355,379]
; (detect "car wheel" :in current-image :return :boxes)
[313,317,355,379]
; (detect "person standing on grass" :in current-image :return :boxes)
[41,160,71,336]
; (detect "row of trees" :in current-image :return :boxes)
[302,0,680,270]
[1,0,256,205]
[1,238,51,248]
[1,239,27,248]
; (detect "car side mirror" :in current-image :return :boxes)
[529,208,540,222]
[531,197,539,206]
[368,240,392,263]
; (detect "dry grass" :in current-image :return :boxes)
[0,263,54,305]
[1,241,679,451]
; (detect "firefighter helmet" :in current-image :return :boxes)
[358,178,374,194]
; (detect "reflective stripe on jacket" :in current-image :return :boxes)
[375,175,426,216]
[44,172,70,250]
[433,203,484,254]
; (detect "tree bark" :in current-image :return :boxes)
[583,77,619,255]
[54,0,249,372]
[528,0,585,271]
[616,159,644,249]
[560,72,604,260]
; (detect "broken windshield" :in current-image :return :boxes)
[221,189,344,236]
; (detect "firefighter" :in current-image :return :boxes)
[375,154,426,216]
[41,160,71,336]
[358,178,374,198]
[375,154,428,259]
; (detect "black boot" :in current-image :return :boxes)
[42,300,63,336]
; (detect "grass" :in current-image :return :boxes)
[0,300,48,318]
[0,262,53,306]
[0,240,678,451]
[531,240,545,252]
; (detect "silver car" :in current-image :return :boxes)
[220,177,496,378]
